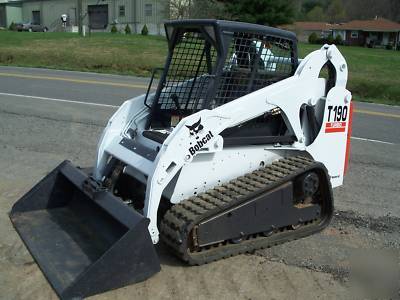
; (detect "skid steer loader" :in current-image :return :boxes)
[10,20,353,299]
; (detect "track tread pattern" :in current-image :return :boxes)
[160,156,332,265]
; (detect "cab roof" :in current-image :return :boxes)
[164,19,297,42]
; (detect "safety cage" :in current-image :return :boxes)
[147,20,299,129]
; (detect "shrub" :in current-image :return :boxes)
[111,24,118,34]
[125,24,131,35]
[386,44,393,50]
[9,22,16,31]
[308,32,318,44]
[141,24,149,36]
[334,34,343,45]
[327,33,334,44]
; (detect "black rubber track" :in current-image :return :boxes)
[160,156,334,265]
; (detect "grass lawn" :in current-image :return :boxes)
[0,31,399,105]
[0,31,167,76]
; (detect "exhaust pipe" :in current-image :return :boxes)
[9,161,160,299]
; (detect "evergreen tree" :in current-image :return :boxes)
[219,0,295,26]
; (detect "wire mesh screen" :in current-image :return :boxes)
[158,30,217,112]
[212,32,295,107]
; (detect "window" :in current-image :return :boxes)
[119,5,125,17]
[351,31,359,38]
[145,3,152,17]
[32,10,41,25]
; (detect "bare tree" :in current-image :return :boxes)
[190,0,226,19]
[169,0,192,19]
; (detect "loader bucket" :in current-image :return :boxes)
[9,161,160,299]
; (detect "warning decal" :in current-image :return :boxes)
[325,121,346,133]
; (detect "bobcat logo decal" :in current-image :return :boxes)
[186,118,204,138]
[186,118,214,157]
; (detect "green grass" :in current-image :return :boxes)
[0,31,399,105]
[0,31,167,76]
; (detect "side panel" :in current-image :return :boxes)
[169,148,292,203]
[306,87,352,187]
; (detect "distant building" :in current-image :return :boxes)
[332,18,400,48]
[0,0,22,28]
[0,0,168,35]
[280,22,334,43]
[281,18,400,49]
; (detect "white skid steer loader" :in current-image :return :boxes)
[10,20,353,299]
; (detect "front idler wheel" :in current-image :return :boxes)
[302,172,319,197]
[295,171,320,204]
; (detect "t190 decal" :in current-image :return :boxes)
[327,105,348,122]
[325,105,348,133]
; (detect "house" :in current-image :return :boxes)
[280,22,335,43]
[281,18,400,49]
[332,18,400,48]
[0,0,168,35]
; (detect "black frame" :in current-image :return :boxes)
[147,20,298,129]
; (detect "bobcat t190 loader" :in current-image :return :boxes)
[10,20,353,299]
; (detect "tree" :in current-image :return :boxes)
[141,24,149,35]
[327,0,346,22]
[306,6,326,21]
[110,24,118,34]
[308,32,319,44]
[389,0,400,22]
[298,0,329,20]
[125,24,131,34]
[334,34,343,45]
[9,22,16,31]
[190,0,226,19]
[169,0,191,19]
[218,0,295,27]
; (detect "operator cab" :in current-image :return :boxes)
[140,20,299,146]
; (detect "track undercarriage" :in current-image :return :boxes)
[160,156,333,265]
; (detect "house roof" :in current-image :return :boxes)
[333,18,400,32]
[281,18,400,33]
[280,22,334,32]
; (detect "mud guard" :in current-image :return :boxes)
[9,161,160,299]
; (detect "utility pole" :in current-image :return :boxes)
[77,0,83,36]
